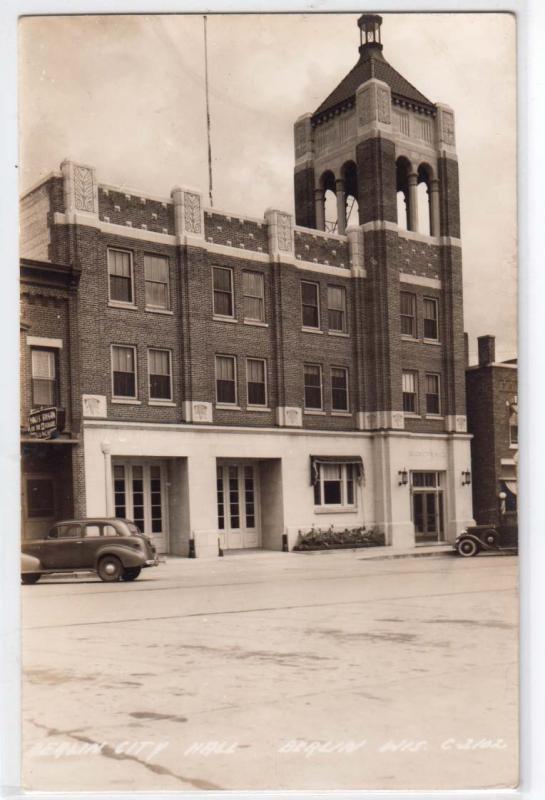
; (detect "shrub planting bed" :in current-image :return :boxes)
[293,526,385,552]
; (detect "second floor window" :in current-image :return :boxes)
[108,249,133,304]
[304,364,322,410]
[301,281,320,329]
[425,373,441,415]
[243,271,265,322]
[145,254,170,310]
[31,349,57,407]
[213,267,234,318]
[423,297,439,340]
[400,291,416,337]
[331,367,349,411]
[216,355,237,405]
[148,349,172,401]
[247,358,267,406]
[328,285,347,333]
[402,370,418,413]
[111,345,137,399]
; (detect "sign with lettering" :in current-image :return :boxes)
[29,407,59,439]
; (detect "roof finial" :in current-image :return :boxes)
[358,14,383,53]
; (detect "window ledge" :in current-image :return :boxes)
[314,506,358,515]
[246,406,271,412]
[244,320,268,328]
[213,315,237,324]
[425,414,444,420]
[401,334,419,342]
[108,301,137,311]
[146,307,173,316]
[215,404,241,410]
[148,400,176,407]
[404,413,422,419]
[509,444,519,450]
[328,330,349,338]
[304,409,326,415]
[301,327,324,335]
[331,411,352,417]
[423,338,441,346]
[111,398,141,405]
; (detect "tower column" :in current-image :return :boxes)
[429,179,440,236]
[314,188,325,231]
[407,172,419,232]
[335,178,346,234]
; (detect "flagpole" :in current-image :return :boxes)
[203,15,214,208]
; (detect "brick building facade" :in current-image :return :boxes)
[466,335,518,525]
[20,15,474,555]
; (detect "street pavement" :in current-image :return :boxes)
[21,550,518,792]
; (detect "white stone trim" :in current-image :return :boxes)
[99,182,171,205]
[398,228,439,245]
[294,224,348,243]
[206,240,269,263]
[361,220,398,234]
[445,414,468,433]
[203,206,265,226]
[295,259,356,278]
[26,336,63,349]
[20,171,62,201]
[276,406,303,428]
[399,272,442,290]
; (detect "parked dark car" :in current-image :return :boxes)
[21,518,159,584]
[455,511,518,557]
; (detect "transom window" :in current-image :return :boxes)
[145,254,170,310]
[400,291,417,337]
[31,349,57,407]
[243,271,265,322]
[304,364,322,410]
[314,463,355,507]
[246,358,267,407]
[108,248,133,304]
[331,367,349,411]
[425,373,441,415]
[111,345,137,399]
[213,267,234,318]
[423,297,439,340]
[301,281,320,329]
[148,348,172,401]
[327,285,347,333]
[216,355,237,405]
[402,371,418,414]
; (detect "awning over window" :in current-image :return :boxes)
[310,455,364,486]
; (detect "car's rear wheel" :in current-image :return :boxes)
[97,556,123,582]
[21,573,41,585]
[121,567,141,581]
[457,538,479,557]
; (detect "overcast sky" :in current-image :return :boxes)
[19,12,517,363]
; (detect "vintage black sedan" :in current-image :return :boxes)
[455,512,518,557]
[21,518,159,584]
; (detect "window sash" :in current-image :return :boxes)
[331,367,349,411]
[423,298,438,339]
[243,272,265,321]
[327,286,346,332]
[31,350,57,406]
[400,292,416,337]
[145,255,170,309]
[216,356,237,404]
[425,373,440,414]
[149,349,172,400]
[315,463,355,507]
[108,250,133,303]
[213,267,234,317]
[304,364,322,409]
[112,346,136,398]
[402,371,418,413]
[247,358,266,406]
[301,282,320,328]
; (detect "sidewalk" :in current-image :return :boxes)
[290,543,455,560]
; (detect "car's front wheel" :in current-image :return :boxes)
[121,567,141,582]
[97,555,123,582]
[21,573,41,585]
[457,537,479,557]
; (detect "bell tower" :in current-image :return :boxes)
[293,14,459,240]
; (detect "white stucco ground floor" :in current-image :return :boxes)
[83,421,475,557]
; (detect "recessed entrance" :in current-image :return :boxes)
[112,460,169,553]
[411,471,444,544]
[217,462,260,550]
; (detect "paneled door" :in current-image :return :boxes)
[112,461,169,553]
[217,463,260,550]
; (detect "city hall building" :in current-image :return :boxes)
[20,15,474,556]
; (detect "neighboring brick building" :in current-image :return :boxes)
[20,257,81,539]
[19,15,474,555]
[466,335,518,525]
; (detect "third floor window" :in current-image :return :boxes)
[108,248,133,304]
[327,285,347,333]
[145,254,170,310]
[213,267,234,318]
[243,271,265,322]
[400,291,416,337]
[301,281,320,329]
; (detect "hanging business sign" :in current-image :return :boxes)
[28,407,59,439]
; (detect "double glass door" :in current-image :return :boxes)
[113,461,168,553]
[411,471,444,544]
[217,463,260,550]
